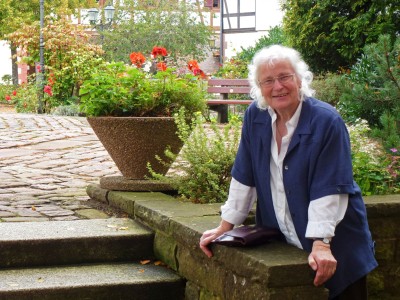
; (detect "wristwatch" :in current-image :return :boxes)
[314,237,331,245]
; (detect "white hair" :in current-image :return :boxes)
[248,45,315,110]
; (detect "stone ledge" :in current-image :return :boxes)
[363,194,400,217]
[86,184,400,299]
[87,184,328,298]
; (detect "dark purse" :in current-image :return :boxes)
[212,225,281,247]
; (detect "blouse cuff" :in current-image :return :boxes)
[305,221,336,238]
[221,205,249,225]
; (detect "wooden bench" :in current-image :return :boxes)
[206,79,253,123]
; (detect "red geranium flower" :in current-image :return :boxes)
[12,90,17,96]
[5,95,11,101]
[193,68,208,79]
[48,73,55,86]
[156,62,167,71]
[151,46,168,58]
[44,85,53,96]
[187,60,200,71]
[129,52,146,68]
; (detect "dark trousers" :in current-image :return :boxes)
[331,276,367,300]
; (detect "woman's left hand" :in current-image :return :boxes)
[308,241,337,286]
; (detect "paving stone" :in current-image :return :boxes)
[75,209,109,219]
[0,211,16,217]
[0,114,120,222]
[13,200,51,206]
[17,209,43,217]
[40,209,75,217]
[1,217,50,222]
[52,215,81,221]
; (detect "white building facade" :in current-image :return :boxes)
[0,0,283,83]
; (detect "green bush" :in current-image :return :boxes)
[338,34,400,127]
[372,112,400,150]
[51,103,80,116]
[13,83,39,113]
[312,73,351,107]
[148,109,242,204]
[347,119,397,195]
[0,84,11,104]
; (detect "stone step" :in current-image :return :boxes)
[0,262,185,300]
[0,218,154,268]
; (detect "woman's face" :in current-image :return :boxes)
[258,60,301,115]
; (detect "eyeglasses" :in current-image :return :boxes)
[259,74,295,87]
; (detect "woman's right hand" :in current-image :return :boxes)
[199,221,234,258]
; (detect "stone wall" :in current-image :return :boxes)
[87,185,400,299]
[363,195,400,299]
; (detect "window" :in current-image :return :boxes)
[222,0,255,33]
[205,0,219,8]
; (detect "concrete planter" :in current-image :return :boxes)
[87,117,183,180]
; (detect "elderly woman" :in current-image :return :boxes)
[199,45,377,299]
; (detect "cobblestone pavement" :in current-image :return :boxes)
[0,112,123,222]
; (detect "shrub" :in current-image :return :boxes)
[12,83,38,113]
[312,73,350,107]
[338,34,400,127]
[371,112,400,150]
[148,109,242,204]
[0,84,15,104]
[347,119,396,195]
[51,103,80,116]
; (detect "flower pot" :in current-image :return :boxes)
[87,117,183,180]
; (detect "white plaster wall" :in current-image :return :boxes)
[0,41,12,84]
[223,0,284,59]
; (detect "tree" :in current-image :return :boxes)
[8,15,104,111]
[0,0,94,85]
[282,0,400,73]
[100,0,212,65]
[338,34,400,128]
[236,26,288,62]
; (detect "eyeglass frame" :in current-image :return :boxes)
[258,73,296,88]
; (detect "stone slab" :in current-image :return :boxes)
[27,140,89,150]
[0,218,148,240]
[75,208,109,219]
[0,262,184,299]
[0,218,155,268]
[0,148,41,158]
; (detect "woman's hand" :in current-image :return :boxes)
[199,221,234,258]
[308,241,337,286]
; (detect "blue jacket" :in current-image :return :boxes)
[232,97,377,298]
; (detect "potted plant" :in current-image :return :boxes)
[79,47,207,183]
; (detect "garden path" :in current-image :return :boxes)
[0,105,125,222]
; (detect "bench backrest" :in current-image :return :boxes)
[207,79,251,95]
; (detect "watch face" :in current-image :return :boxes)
[315,238,331,244]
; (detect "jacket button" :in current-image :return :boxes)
[284,165,289,170]
[337,187,341,192]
